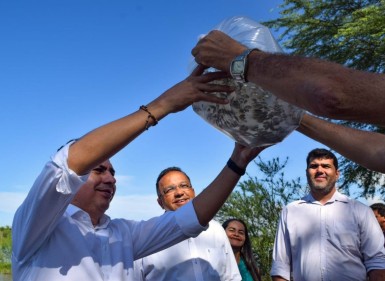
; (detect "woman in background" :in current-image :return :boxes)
[222,218,261,281]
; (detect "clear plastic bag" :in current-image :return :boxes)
[192,16,304,147]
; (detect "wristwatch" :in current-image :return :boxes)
[230,48,258,83]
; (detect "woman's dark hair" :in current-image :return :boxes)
[222,218,261,281]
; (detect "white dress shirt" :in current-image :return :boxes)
[134,220,241,281]
[12,143,206,281]
[271,190,385,281]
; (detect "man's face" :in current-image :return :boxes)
[157,171,195,211]
[72,160,116,215]
[306,157,339,195]
[373,210,385,231]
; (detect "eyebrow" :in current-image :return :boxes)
[308,163,332,168]
[95,164,115,176]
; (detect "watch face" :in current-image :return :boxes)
[233,60,244,73]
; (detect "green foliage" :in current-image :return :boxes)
[264,0,385,198]
[265,0,385,72]
[0,226,12,274]
[216,157,306,281]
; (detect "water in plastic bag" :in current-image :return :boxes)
[192,16,304,147]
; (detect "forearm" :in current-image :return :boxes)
[193,144,268,225]
[192,164,241,226]
[297,114,385,173]
[68,100,167,175]
[246,51,385,125]
[67,66,232,175]
[368,269,385,281]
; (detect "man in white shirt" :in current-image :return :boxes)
[12,66,270,281]
[134,167,241,281]
[270,148,385,281]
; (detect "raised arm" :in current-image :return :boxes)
[192,30,385,126]
[297,113,385,173]
[193,143,270,226]
[68,65,232,175]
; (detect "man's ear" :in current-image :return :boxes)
[336,169,340,179]
[157,197,164,209]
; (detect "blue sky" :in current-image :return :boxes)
[0,0,376,227]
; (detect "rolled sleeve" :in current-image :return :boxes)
[270,260,291,280]
[12,141,88,264]
[175,201,207,237]
[359,204,385,271]
[52,141,89,195]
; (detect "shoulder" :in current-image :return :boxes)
[209,220,223,228]
[195,220,229,242]
[347,198,374,217]
[284,198,306,211]
[109,218,147,235]
[204,220,227,235]
[335,191,370,211]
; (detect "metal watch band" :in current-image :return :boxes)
[230,48,259,83]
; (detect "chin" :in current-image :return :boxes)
[172,202,188,210]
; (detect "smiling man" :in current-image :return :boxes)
[271,148,385,281]
[11,66,270,281]
[134,167,241,281]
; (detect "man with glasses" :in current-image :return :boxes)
[12,66,269,281]
[134,167,241,281]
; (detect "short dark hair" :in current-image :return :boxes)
[306,148,338,170]
[370,203,385,217]
[155,167,191,197]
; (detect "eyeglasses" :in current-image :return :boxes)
[161,183,192,196]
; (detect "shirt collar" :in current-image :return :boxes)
[66,204,111,228]
[67,204,83,217]
[300,189,349,205]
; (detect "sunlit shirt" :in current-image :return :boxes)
[12,143,206,281]
[271,191,385,281]
[134,220,241,281]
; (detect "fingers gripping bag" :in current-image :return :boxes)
[192,16,304,147]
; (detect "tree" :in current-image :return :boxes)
[263,0,385,198]
[216,157,306,281]
[0,226,12,274]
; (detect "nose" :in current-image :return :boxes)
[103,171,116,184]
[173,186,186,196]
[314,165,325,174]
